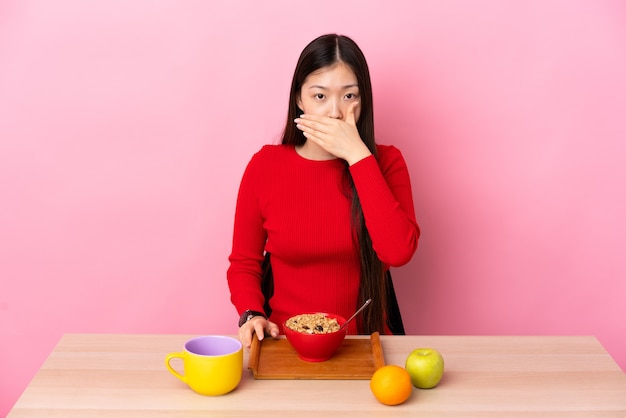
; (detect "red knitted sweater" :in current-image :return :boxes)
[227,144,419,334]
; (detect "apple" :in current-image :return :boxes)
[405,348,444,389]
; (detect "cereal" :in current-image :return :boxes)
[285,313,340,334]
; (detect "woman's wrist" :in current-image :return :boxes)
[238,309,267,327]
[347,149,372,166]
[346,147,372,166]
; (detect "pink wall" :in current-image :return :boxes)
[1,0,625,414]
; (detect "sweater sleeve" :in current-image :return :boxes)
[349,145,419,266]
[227,151,268,316]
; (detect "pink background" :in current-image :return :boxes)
[1,0,625,414]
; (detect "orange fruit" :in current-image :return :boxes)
[370,365,413,406]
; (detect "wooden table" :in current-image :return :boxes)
[8,334,626,417]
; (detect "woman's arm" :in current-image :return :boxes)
[227,152,268,315]
[349,145,419,266]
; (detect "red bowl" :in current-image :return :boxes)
[283,313,348,362]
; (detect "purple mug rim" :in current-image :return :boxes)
[184,335,242,357]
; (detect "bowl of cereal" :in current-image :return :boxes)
[283,312,348,362]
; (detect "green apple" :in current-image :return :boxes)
[405,348,444,389]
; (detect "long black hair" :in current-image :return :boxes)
[281,34,386,334]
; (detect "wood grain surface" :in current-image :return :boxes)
[249,332,385,379]
[8,334,626,417]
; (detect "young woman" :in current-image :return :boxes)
[227,34,419,348]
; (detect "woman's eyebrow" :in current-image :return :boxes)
[307,84,359,90]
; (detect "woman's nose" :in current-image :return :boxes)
[328,100,343,119]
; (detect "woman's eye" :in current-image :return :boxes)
[315,93,325,100]
[345,93,358,100]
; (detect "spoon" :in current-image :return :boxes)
[339,298,372,331]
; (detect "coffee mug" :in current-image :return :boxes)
[165,335,243,396]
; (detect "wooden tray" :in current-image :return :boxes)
[248,332,385,380]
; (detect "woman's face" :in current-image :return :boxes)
[297,62,361,122]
